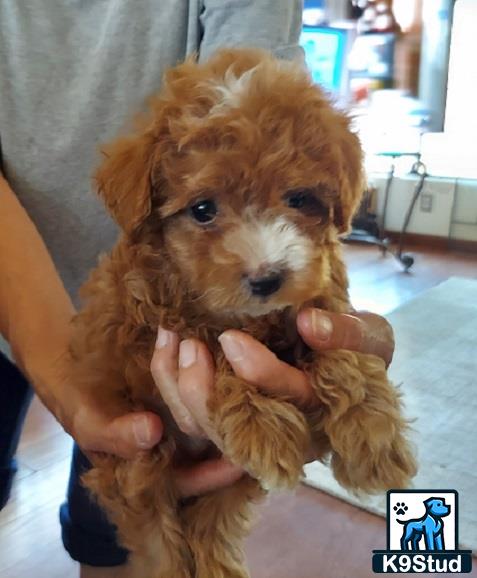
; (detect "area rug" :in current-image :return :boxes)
[303,277,477,551]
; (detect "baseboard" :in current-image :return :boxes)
[384,231,477,253]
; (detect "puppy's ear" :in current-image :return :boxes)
[298,87,365,236]
[95,132,156,234]
[333,127,364,235]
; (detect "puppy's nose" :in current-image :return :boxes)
[247,273,283,297]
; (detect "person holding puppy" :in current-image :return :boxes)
[0,1,394,576]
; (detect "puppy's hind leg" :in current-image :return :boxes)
[181,476,265,578]
[83,445,194,578]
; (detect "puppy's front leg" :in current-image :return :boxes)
[210,366,310,490]
[304,350,416,492]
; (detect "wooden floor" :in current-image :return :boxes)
[1,243,476,578]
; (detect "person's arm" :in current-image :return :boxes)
[0,174,163,457]
[0,173,75,416]
[198,0,304,62]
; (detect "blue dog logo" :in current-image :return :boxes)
[372,490,473,573]
[398,497,451,551]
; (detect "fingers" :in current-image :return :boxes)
[73,406,164,459]
[218,330,315,408]
[153,331,244,498]
[297,308,395,367]
[174,457,244,498]
[151,328,204,436]
[176,339,224,448]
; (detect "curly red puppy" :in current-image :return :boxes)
[70,49,416,578]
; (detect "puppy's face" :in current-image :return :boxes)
[96,50,363,318]
[159,161,337,318]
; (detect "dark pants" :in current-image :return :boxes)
[0,351,33,509]
[0,351,128,566]
[60,444,129,566]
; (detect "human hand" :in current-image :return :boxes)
[50,344,232,497]
[65,390,164,460]
[217,309,394,409]
[21,347,164,461]
[151,310,394,491]
[150,329,244,498]
[72,390,239,498]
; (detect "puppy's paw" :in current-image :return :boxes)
[328,410,417,493]
[214,387,310,489]
[308,350,417,493]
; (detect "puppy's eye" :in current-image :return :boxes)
[189,199,217,224]
[284,189,328,218]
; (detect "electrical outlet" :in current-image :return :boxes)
[420,193,433,213]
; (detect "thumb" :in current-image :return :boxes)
[76,410,164,459]
[297,308,394,367]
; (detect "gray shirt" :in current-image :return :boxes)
[0,0,303,301]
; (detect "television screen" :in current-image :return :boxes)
[300,26,348,93]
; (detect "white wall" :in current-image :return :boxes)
[368,174,477,242]
[451,180,477,241]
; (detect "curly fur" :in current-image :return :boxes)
[69,49,416,578]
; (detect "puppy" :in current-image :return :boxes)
[69,49,416,578]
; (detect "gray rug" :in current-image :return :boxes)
[304,277,477,551]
